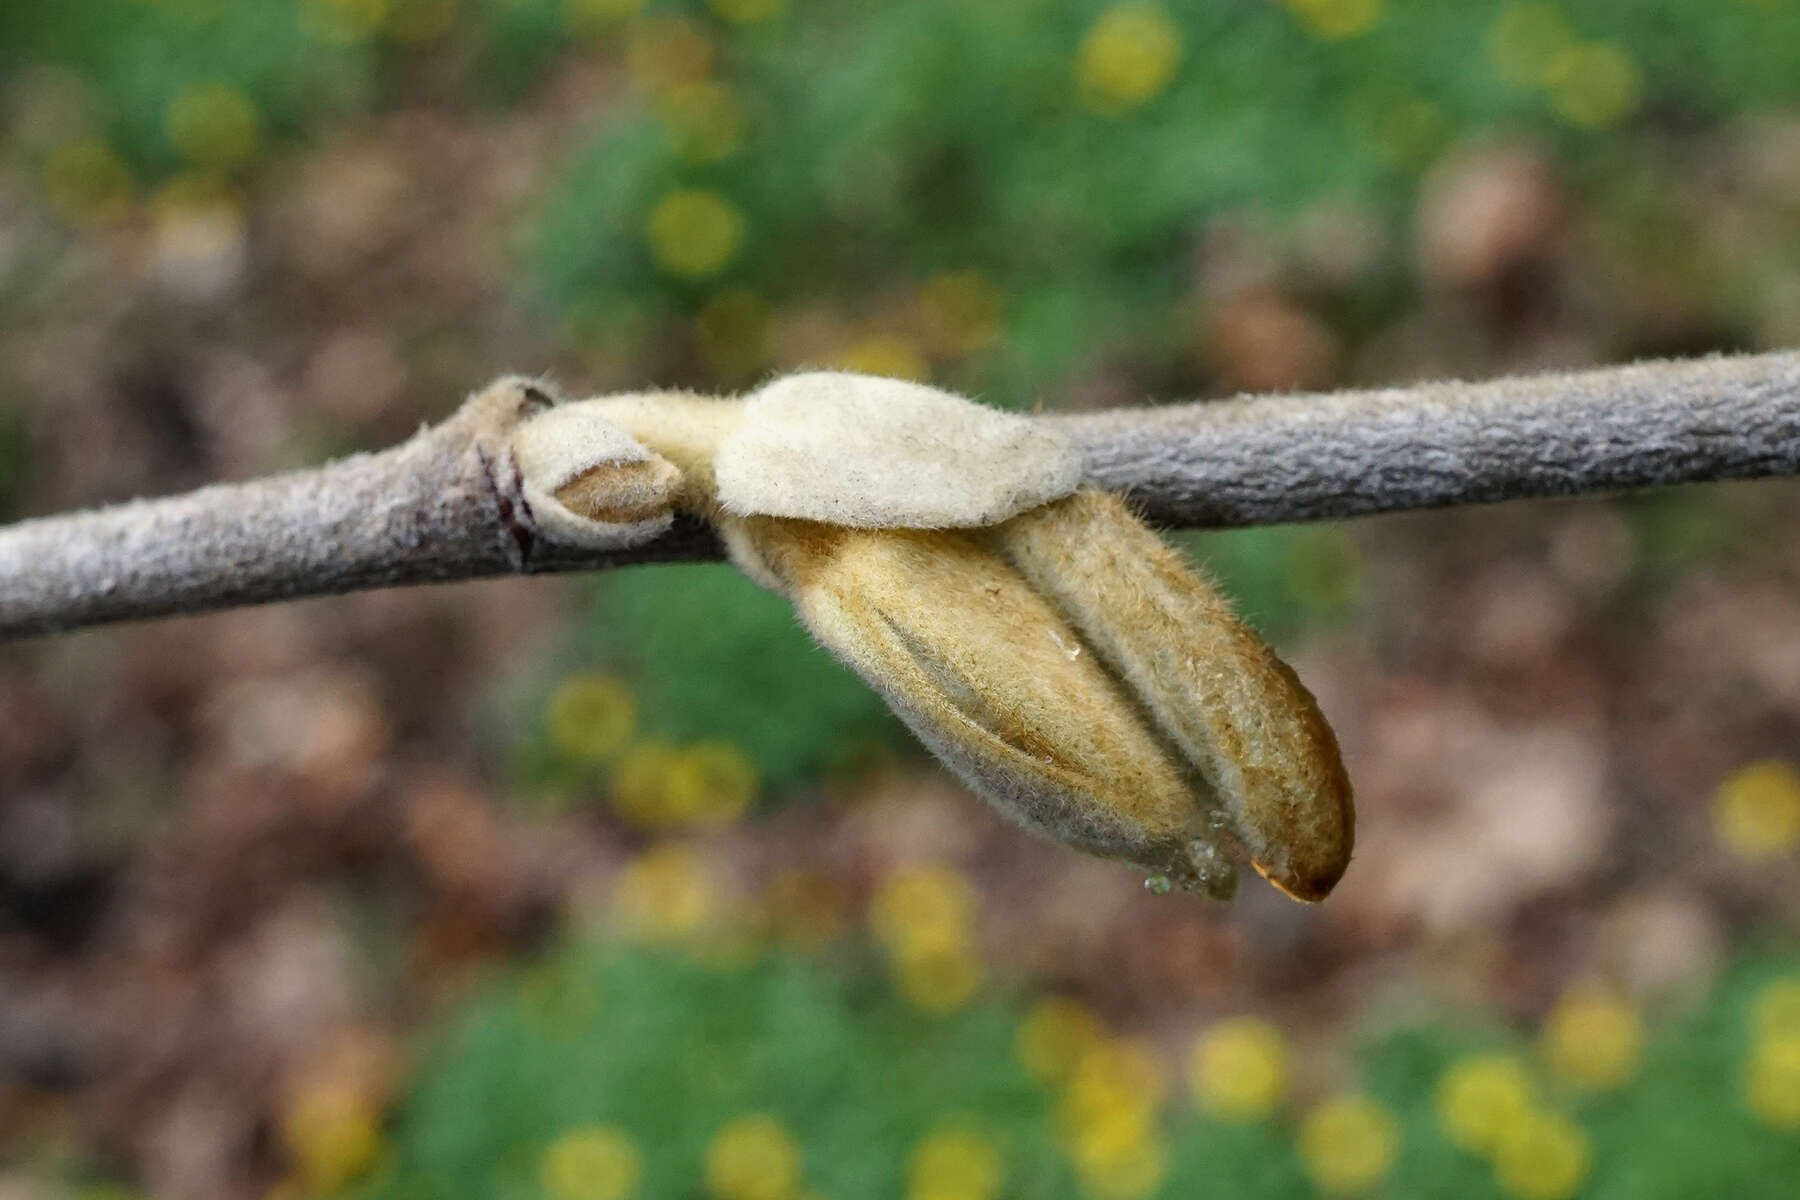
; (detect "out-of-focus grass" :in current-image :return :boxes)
[341,939,1800,1200]
[524,0,1800,399]
[3,0,374,176]
[511,566,901,803]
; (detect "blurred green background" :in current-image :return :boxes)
[3,2,1800,1198]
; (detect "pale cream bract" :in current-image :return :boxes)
[714,372,1083,528]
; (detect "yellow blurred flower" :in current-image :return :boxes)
[918,270,1003,356]
[42,138,134,228]
[709,0,784,24]
[1538,983,1644,1091]
[1752,976,1800,1041]
[894,943,987,1015]
[666,739,760,828]
[1060,1036,1168,1188]
[385,0,458,42]
[833,334,929,382]
[870,864,978,960]
[908,1124,1002,1200]
[548,673,638,762]
[611,739,758,829]
[613,842,714,939]
[1491,1109,1591,1200]
[1187,1017,1289,1120]
[305,0,389,43]
[613,740,684,828]
[564,0,646,38]
[1298,1095,1400,1195]
[1745,1032,1800,1130]
[1073,5,1183,116]
[627,15,717,95]
[1016,995,1107,1085]
[1284,0,1385,41]
[696,288,773,377]
[166,81,260,168]
[150,170,240,221]
[1068,1128,1168,1200]
[1486,4,1575,87]
[541,1125,644,1200]
[1712,759,1800,861]
[658,80,746,164]
[1544,41,1641,129]
[1065,1037,1167,1127]
[1435,1053,1535,1157]
[705,1114,803,1200]
[148,170,247,293]
[761,869,849,951]
[1432,1057,1533,1158]
[647,188,744,279]
[281,1081,383,1195]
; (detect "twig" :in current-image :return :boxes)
[1059,350,1800,527]
[3,351,1797,639]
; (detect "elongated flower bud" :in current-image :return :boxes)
[725,514,1240,898]
[577,371,1354,901]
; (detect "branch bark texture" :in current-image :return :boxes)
[3,351,1797,639]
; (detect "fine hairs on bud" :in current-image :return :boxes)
[727,515,1238,899]
[578,369,1353,902]
[985,490,1354,901]
[512,398,683,549]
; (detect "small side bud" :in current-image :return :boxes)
[715,372,1083,529]
[512,401,682,549]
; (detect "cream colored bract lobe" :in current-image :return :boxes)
[715,372,1084,528]
[509,384,682,549]
[584,371,1355,903]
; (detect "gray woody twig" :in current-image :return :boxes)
[3,351,1799,640]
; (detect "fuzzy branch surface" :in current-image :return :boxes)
[2,351,1796,639]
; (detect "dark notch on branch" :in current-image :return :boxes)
[2,350,1798,640]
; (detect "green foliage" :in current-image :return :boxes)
[511,565,900,795]
[1178,525,1363,645]
[4,0,373,173]
[355,943,1800,1200]
[356,944,1058,1200]
[583,566,900,786]
[1355,959,1800,1199]
[523,0,1800,398]
[1620,489,1743,578]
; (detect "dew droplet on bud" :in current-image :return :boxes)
[1183,838,1239,902]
